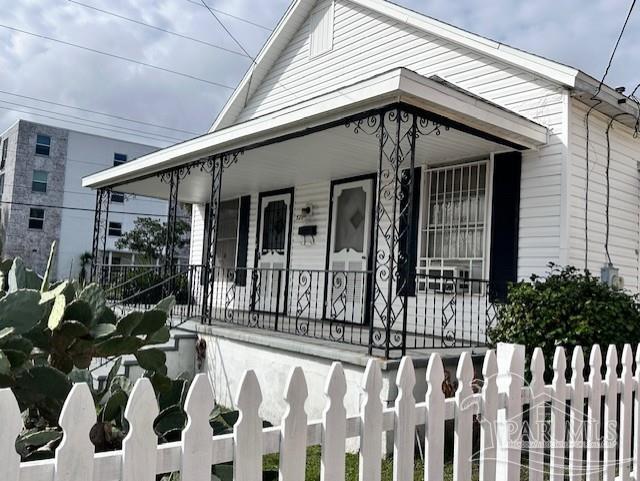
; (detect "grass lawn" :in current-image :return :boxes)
[263,446,477,481]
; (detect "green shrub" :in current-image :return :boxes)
[489,264,640,373]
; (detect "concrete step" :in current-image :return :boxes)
[92,323,199,387]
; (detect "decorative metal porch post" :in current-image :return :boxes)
[201,155,223,323]
[200,152,242,322]
[90,188,111,283]
[348,104,442,358]
[160,169,181,279]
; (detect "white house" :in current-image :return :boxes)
[83,0,640,423]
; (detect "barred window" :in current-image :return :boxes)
[420,161,489,285]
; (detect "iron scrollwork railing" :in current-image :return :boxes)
[346,105,449,357]
[90,187,112,283]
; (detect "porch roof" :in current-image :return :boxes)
[82,68,548,199]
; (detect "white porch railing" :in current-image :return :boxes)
[2,342,639,481]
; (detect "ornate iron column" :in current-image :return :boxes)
[348,104,445,358]
[200,151,241,323]
[160,169,181,278]
[90,188,111,283]
[201,155,222,323]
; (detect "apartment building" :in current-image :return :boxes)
[0,119,181,280]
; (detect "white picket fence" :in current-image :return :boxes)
[2,342,640,481]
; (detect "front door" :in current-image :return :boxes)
[327,178,374,323]
[256,191,292,314]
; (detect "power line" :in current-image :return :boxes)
[0,198,190,219]
[184,0,273,31]
[584,0,637,269]
[594,0,637,98]
[0,105,179,144]
[66,0,250,59]
[0,99,186,142]
[0,23,236,89]
[0,89,199,135]
[198,0,256,63]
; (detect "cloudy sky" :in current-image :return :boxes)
[0,0,638,147]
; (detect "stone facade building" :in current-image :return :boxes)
[0,119,187,279]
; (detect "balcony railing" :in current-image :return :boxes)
[96,264,499,352]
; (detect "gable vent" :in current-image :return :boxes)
[309,1,334,58]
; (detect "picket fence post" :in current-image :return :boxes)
[424,353,445,481]
[619,345,633,481]
[321,362,347,481]
[279,367,308,481]
[393,357,416,481]
[122,378,159,481]
[528,348,545,481]
[479,350,497,481]
[569,347,584,481]
[234,370,263,481]
[603,346,618,481]
[182,374,215,481]
[0,388,23,481]
[586,345,602,481]
[55,383,96,481]
[634,346,640,480]
[495,343,525,481]
[359,360,383,481]
[550,347,566,481]
[454,352,474,481]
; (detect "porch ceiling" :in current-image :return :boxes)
[119,121,512,203]
[84,68,548,202]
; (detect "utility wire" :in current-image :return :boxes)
[0,198,190,219]
[197,0,256,62]
[0,105,178,144]
[583,0,637,269]
[184,0,273,31]
[0,89,199,136]
[66,0,250,59]
[0,99,186,142]
[0,23,236,89]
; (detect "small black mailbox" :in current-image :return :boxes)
[298,225,317,237]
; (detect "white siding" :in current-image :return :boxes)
[568,100,640,291]
[189,204,207,266]
[227,0,567,279]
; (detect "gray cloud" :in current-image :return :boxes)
[0,0,637,147]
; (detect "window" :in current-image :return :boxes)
[113,153,127,166]
[0,173,4,196]
[35,134,51,156]
[215,199,240,270]
[309,2,334,58]
[419,161,489,290]
[28,208,45,229]
[111,191,125,203]
[111,256,122,266]
[1,138,8,169]
[32,170,48,193]
[108,222,123,237]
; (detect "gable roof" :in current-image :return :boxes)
[211,0,634,133]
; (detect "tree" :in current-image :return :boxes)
[115,217,189,262]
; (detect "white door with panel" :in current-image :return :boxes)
[256,192,292,314]
[327,179,374,323]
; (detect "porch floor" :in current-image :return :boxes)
[174,318,488,369]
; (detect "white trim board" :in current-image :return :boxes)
[82,69,548,190]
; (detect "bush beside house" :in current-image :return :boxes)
[489,264,640,373]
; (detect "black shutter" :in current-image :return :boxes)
[489,152,522,302]
[235,195,251,286]
[398,167,421,297]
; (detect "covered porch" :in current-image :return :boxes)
[84,68,548,359]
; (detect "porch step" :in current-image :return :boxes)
[92,322,199,387]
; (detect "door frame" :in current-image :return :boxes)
[323,173,377,324]
[253,187,295,314]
